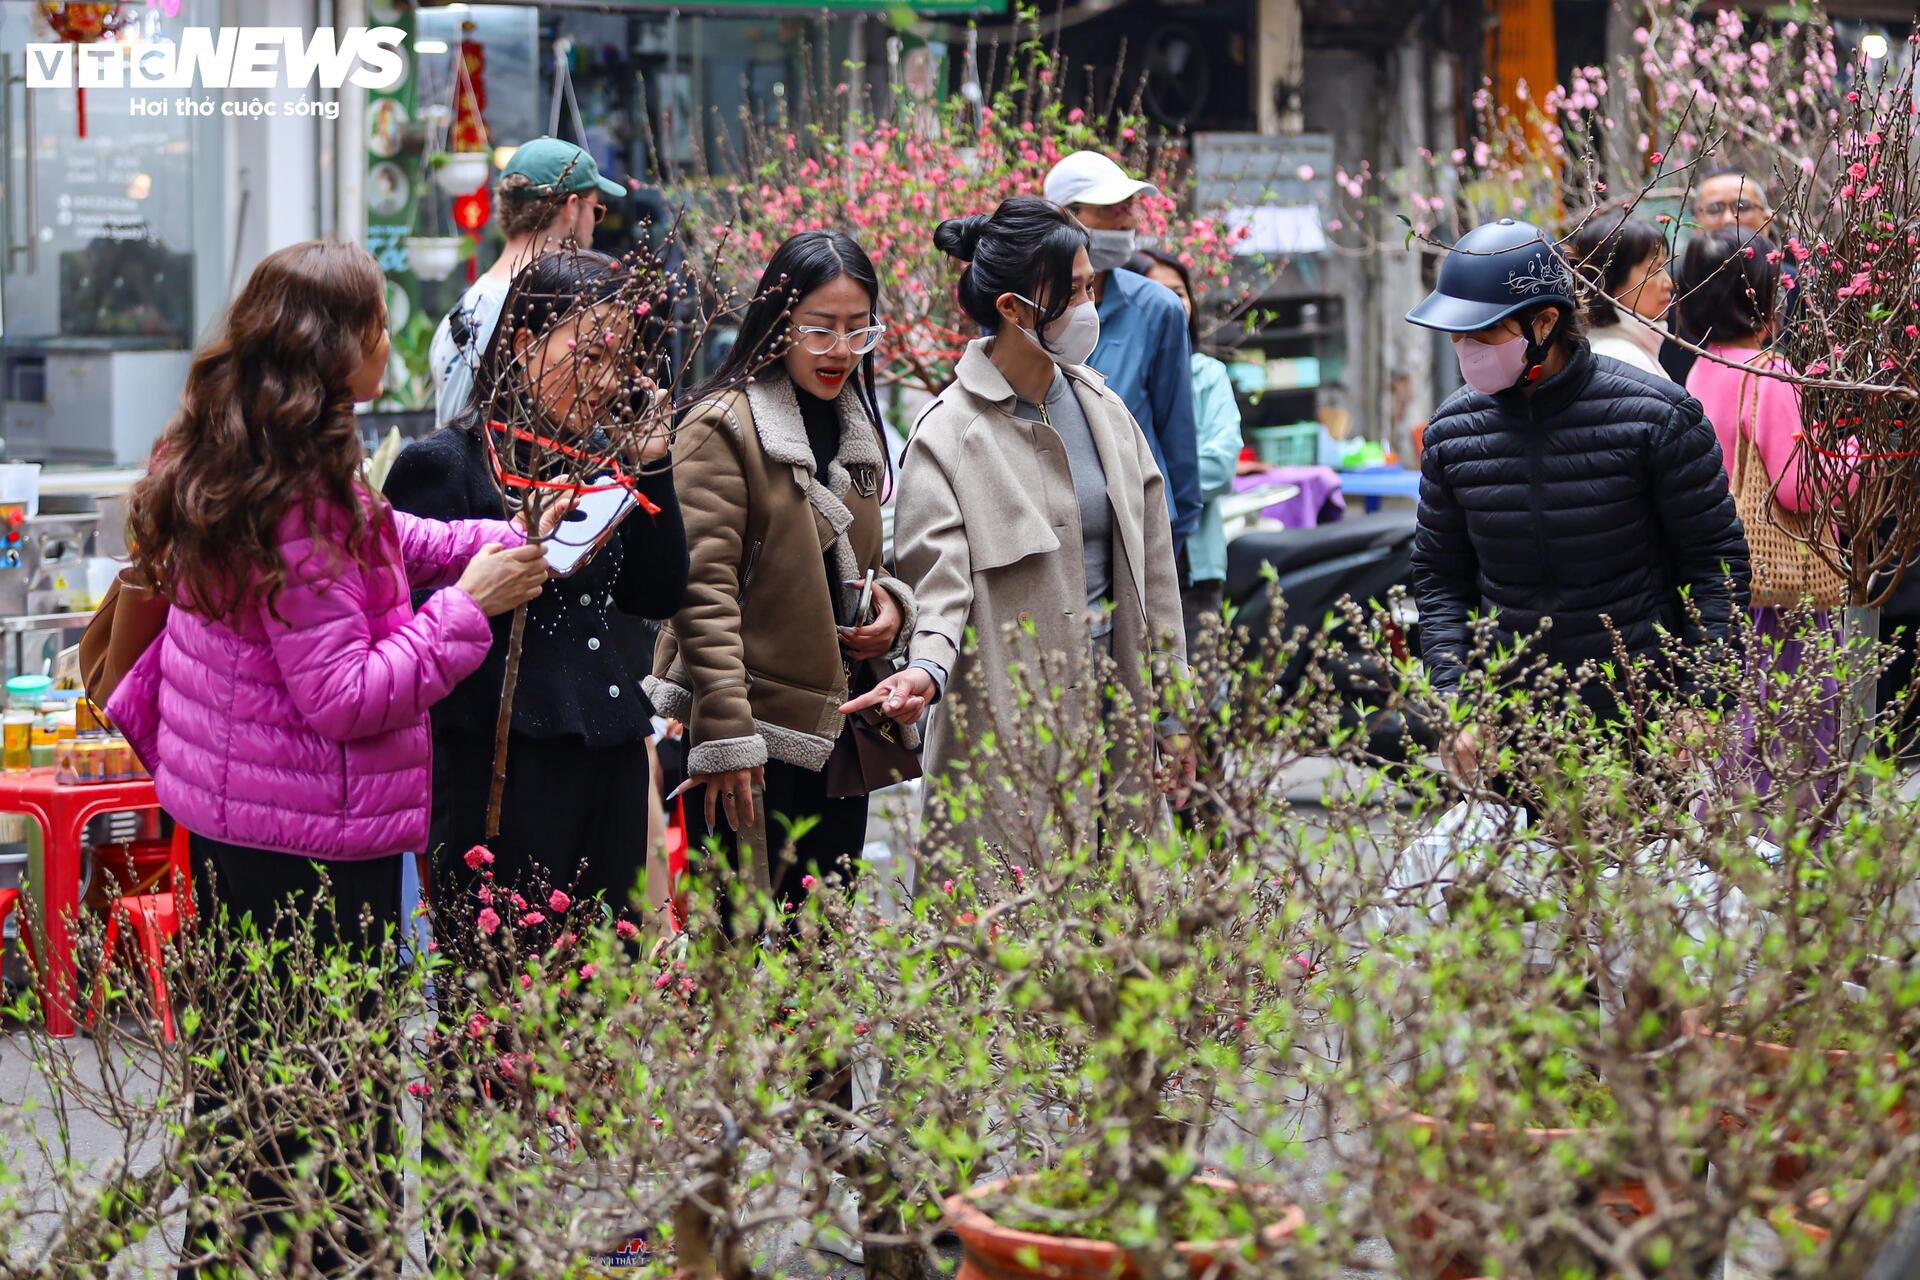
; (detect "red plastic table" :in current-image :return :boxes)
[0,770,162,1038]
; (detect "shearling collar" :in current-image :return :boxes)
[744,373,883,517]
[954,337,1107,409]
[742,374,881,620]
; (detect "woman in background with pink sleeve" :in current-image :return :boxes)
[110,242,549,1276]
[1681,226,1839,814]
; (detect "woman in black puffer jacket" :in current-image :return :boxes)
[1405,218,1751,777]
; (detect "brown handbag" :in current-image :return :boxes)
[1728,370,1848,610]
[823,703,922,799]
[79,568,170,707]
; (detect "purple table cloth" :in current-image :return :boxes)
[1232,465,1345,528]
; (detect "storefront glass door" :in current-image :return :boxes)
[0,0,206,351]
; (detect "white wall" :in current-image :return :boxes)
[220,0,324,294]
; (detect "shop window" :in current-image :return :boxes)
[0,1,206,347]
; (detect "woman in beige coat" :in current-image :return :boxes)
[846,197,1189,858]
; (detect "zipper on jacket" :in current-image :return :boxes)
[1525,396,1551,586]
[736,538,764,609]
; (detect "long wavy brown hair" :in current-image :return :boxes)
[127,241,386,619]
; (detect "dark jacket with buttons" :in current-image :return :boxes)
[1413,342,1751,709]
[383,427,689,747]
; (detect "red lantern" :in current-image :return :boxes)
[39,1,119,41]
[452,186,490,233]
[40,3,133,138]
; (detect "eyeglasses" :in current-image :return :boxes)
[588,200,609,224]
[1700,199,1763,217]
[793,324,886,356]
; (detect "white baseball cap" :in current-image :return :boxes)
[1043,151,1158,208]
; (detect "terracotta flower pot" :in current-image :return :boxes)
[1681,1004,1911,1189]
[1680,1004,1888,1072]
[1398,1102,1658,1212]
[1388,1103,1661,1280]
[943,1175,1303,1280]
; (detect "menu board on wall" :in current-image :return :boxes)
[52,124,172,241]
[44,93,196,345]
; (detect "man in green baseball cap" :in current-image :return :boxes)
[500,136,628,202]
[428,137,627,427]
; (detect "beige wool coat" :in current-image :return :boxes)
[896,339,1187,858]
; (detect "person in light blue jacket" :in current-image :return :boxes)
[1133,249,1244,648]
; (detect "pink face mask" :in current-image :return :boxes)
[1452,332,1531,395]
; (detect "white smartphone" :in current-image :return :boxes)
[542,481,639,577]
[854,569,877,625]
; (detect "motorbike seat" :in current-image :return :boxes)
[1223,510,1417,603]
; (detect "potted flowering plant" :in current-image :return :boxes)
[1326,606,1920,1279]
[818,627,1339,1279]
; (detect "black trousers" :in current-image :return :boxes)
[179,837,402,1279]
[683,757,866,1121]
[427,728,651,931]
[1181,579,1225,658]
[422,729,652,1265]
[681,756,868,937]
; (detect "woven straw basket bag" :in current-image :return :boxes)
[1728,369,1848,610]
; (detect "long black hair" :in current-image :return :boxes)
[1678,227,1778,346]
[453,247,636,434]
[685,230,885,442]
[936,196,1089,357]
[1568,215,1667,328]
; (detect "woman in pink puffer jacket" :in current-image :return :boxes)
[110,497,530,861]
[107,241,548,1276]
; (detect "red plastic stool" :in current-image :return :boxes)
[0,885,37,988]
[91,825,193,1042]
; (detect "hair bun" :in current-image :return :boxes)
[934,214,990,261]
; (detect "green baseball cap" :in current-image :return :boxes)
[500,137,625,200]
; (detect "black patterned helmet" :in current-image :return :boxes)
[1405,218,1578,333]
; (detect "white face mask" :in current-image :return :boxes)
[1084,227,1137,273]
[1013,296,1101,367]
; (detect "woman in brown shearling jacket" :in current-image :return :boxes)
[647,231,916,910]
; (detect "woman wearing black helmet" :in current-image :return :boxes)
[1405,218,1751,781]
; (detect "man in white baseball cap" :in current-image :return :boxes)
[1043,150,1159,219]
[1043,150,1204,639]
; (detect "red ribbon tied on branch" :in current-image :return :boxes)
[485,420,663,513]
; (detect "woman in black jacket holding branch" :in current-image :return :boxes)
[385,248,688,928]
[1403,218,1751,781]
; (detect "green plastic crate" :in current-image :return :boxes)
[1248,422,1320,468]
